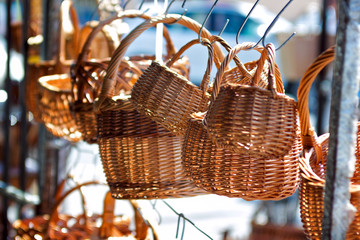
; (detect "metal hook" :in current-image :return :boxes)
[122,0,131,10]
[169,8,188,24]
[218,19,229,37]
[176,213,186,240]
[252,0,295,51]
[236,0,261,44]
[150,200,162,225]
[165,0,176,15]
[198,0,219,44]
[138,0,145,10]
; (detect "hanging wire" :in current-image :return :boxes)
[165,0,176,15]
[176,213,186,239]
[198,0,219,44]
[138,0,145,10]
[150,200,162,225]
[236,0,261,44]
[168,0,188,24]
[162,200,213,240]
[252,0,295,50]
[218,19,229,37]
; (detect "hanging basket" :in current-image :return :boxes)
[297,46,360,239]
[25,0,79,122]
[70,10,186,144]
[130,35,251,136]
[181,43,302,200]
[93,14,225,199]
[12,181,158,239]
[203,43,298,159]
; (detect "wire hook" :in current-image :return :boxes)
[252,0,295,50]
[122,0,131,10]
[138,0,145,10]
[167,0,188,24]
[165,0,176,15]
[176,213,186,240]
[198,0,219,44]
[236,0,261,44]
[218,19,229,37]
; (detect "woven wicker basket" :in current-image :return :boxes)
[204,43,298,159]
[13,181,158,239]
[130,35,251,136]
[93,14,225,199]
[181,43,302,200]
[297,46,360,239]
[70,10,186,144]
[25,0,79,122]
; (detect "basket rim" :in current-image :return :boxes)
[39,73,72,93]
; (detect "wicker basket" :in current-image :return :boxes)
[93,14,226,199]
[297,46,360,239]
[204,43,298,159]
[130,35,251,136]
[70,10,185,144]
[181,43,302,200]
[25,0,79,122]
[13,181,158,239]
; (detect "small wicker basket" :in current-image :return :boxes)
[94,14,224,199]
[297,46,360,239]
[70,10,186,144]
[204,43,298,159]
[182,43,302,200]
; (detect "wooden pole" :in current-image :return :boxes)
[322,0,360,239]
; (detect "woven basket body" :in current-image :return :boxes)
[298,46,360,239]
[204,43,298,158]
[131,36,254,136]
[182,113,301,200]
[94,14,223,199]
[181,43,301,200]
[38,74,82,141]
[71,11,189,144]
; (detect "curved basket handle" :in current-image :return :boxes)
[297,46,335,150]
[76,10,176,65]
[94,13,226,112]
[100,192,158,239]
[45,181,104,238]
[57,0,80,69]
[165,38,213,95]
[209,42,263,104]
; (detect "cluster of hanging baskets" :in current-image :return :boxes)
[25,2,360,237]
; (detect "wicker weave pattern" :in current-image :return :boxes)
[297,46,360,239]
[71,11,188,143]
[38,74,82,142]
[204,43,298,158]
[93,14,221,199]
[96,98,205,199]
[182,113,301,200]
[131,38,214,136]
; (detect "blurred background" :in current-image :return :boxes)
[0,0,337,239]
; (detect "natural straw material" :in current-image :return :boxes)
[94,14,222,199]
[204,43,298,159]
[38,73,82,142]
[297,46,360,239]
[70,10,182,144]
[25,0,78,122]
[131,35,249,136]
[182,44,302,200]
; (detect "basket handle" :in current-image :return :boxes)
[45,181,103,238]
[76,10,176,65]
[94,13,226,112]
[56,0,80,70]
[165,38,213,95]
[297,46,335,150]
[209,42,264,104]
[100,192,159,239]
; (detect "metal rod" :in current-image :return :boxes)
[322,0,360,239]
[20,0,30,204]
[316,0,330,134]
[2,0,12,237]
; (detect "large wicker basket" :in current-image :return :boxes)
[130,35,252,136]
[204,43,298,159]
[93,14,226,199]
[297,46,360,239]
[70,10,187,144]
[25,0,79,122]
[182,43,302,200]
